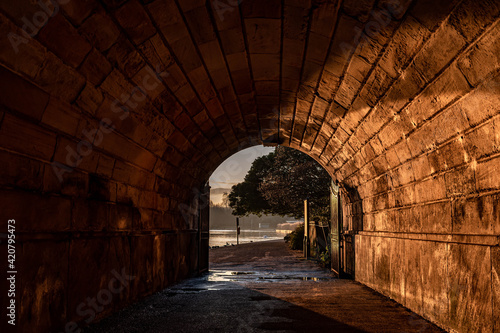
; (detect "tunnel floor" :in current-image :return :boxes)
[83,240,444,333]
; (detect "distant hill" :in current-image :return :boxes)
[210,187,230,195]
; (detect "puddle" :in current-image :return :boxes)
[165,270,335,294]
[207,270,333,282]
[258,276,329,281]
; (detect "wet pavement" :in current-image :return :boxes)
[83,240,444,333]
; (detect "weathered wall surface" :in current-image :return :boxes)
[337,3,500,330]
[0,0,498,332]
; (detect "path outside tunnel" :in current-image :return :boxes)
[83,240,444,333]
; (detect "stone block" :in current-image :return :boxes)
[17,241,68,332]
[444,165,476,197]
[0,0,58,34]
[52,136,99,175]
[393,163,414,186]
[130,235,155,299]
[37,14,91,68]
[305,32,332,66]
[199,42,227,76]
[464,121,498,160]
[0,12,47,79]
[75,82,104,115]
[60,0,97,26]
[421,241,449,325]
[112,160,151,190]
[420,201,452,234]
[170,37,203,73]
[396,206,414,232]
[389,238,405,303]
[342,0,376,22]
[379,16,429,79]
[476,157,500,191]
[493,246,500,333]
[72,199,108,231]
[410,0,460,31]
[43,165,89,197]
[42,97,81,136]
[79,48,113,86]
[471,74,500,124]
[448,244,492,332]
[241,0,281,19]
[78,10,121,52]
[377,0,414,20]
[220,28,247,56]
[404,239,423,313]
[35,52,86,102]
[0,65,49,121]
[0,189,71,232]
[0,150,43,191]
[114,0,156,45]
[335,75,362,109]
[413,23,466,82]
[100,131,157,171]
[116,183,141,206]
[107,37,147,78]
[0,114,56,161]
[408,64,471,128]
[67,237,131,324]
[449,0,500,43]
[148,0,189,44]
[373,236,391,295]
[88,174,116,201]
[250,54,280,81]
[415,176,447,203]
[184,6,216,44]
[411,154,432,181]
[458,18,500,85]
[452,194,497,235]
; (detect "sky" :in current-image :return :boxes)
[209,145,275,204]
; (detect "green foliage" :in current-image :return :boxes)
[318,248,331,268]
[228,146,330,222]
[285,223,304,250]
[227,152,274,216]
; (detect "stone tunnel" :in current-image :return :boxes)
[0,0,499,332]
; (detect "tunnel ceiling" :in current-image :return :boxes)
[0,0,499,201]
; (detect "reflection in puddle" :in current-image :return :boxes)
[207,270,333,283]
[165,270,335,295]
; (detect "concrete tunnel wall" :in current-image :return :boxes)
[0,0,499,332]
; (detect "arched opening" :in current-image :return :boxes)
[0,0,499,331]
[208,145,285,248]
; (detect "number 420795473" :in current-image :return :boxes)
[7,219,15,269]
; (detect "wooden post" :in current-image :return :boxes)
[303,199,309,259]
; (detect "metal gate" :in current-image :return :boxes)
[330,181,342,277]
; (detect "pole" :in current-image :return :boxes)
[303,199,309,259]
[236,217,240,245]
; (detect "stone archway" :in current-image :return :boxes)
[0,0,499,331]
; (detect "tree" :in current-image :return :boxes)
[228,146,331,222]
[227,152,274,216]
[221,192,230,207]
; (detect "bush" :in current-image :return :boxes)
[318,248,331,268]
[285,223,304,250]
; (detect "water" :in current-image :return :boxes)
[209,229,285,247]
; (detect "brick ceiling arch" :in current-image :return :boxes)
[0,0,499,205]
[1,2,500,331]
